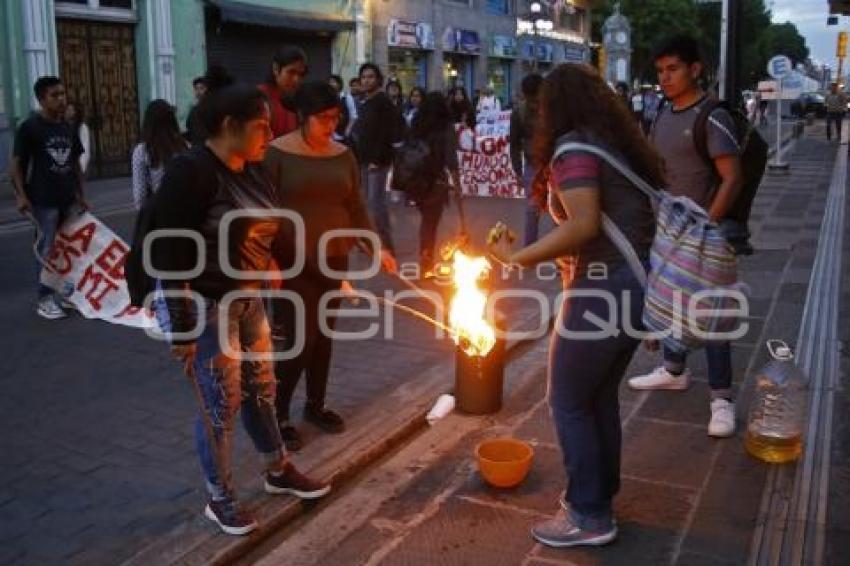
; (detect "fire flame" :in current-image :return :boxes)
[449,251,496,357]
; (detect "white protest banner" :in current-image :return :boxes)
[40,211,158,329]
[456,109,522,198]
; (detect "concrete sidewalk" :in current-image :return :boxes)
[244,125,847,565]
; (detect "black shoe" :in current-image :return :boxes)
[204,498,258,536]
[279,424,303,452]
[264,461,331,499]
[304,404,345,433]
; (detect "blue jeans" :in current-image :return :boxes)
[548,263,644,528]
[191,297,284,500]
[31,204,70,299]
[360,166,394,252]
[663,343,733,399]
[522,166,541,246]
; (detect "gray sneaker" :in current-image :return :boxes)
[531,509,617,548]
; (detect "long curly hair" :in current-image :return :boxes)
[531,64,665,207]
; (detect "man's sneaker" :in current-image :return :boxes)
[36,296,67,320]
[279,424,304,452]
[264,461,331,499]
[304,404,345,433]
[708,398,736,438]
[627,366,690,391]
[203,499,258,536]
[531,509,617,548]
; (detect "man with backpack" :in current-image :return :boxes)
[628,35,744,438]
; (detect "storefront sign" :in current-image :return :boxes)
[388,19,434,50]
[522,41,555,63]
[40,212,158,329]
[455,110,521,198]
[563,42,587,63]
[443,27,482,54]
[491,35,518,58]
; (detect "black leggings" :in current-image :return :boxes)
[271,256,347,421]
[418,191,446,261]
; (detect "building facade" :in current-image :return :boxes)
[0,0,364,178]
[370,0,592,107]
[0,0,590,179]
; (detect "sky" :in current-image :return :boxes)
[771,0,844,68]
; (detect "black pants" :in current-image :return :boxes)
[418,197,445,264]
[827,112,845,141]
[271,256,348,421]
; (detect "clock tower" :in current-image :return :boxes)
[602,3,632,86]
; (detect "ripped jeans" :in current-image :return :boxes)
[191,296,285,501]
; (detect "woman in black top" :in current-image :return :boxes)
[449,86,475,129]
[408,92,462,273]
[150,84,329,537]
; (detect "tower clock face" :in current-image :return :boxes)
[616,31,627,45]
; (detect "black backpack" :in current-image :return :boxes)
[391,137,433,200]
[693,100,769,255]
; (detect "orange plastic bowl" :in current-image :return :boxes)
[476,437,534,488]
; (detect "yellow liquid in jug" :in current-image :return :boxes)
[745,431,803,463]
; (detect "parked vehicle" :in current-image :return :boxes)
[790,92,826,118]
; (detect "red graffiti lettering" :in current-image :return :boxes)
[76,264,119,311]
[95,239,129,280]
[59,222,96,254]
[45,238,83,276]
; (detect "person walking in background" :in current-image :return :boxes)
[131,99,188,210]
[628,35,741,438]
[386,78,404,111]
[352,63,406,254]
[404,86,425,126]
[510,73,544,246]
[10,76,86,320]
[149,83,330,536]
[449,86,475,128]
[185,76,208,144]
[406,91,462,274]
[641,85,661,135]
[265,81,397,451]
[614,81,630,108]
[65,102,90,176]
[825,82,847,142]
[476,86,501,113]
[328,74,358,144]
[259,46,308,138]
[488,63,658,548]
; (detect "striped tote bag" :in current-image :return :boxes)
[552,140,743,354]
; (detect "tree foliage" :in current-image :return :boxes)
[591,0,810,89]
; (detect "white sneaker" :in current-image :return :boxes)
[36,296,67,320]
[627,366,690,391]
[708,398,736,438]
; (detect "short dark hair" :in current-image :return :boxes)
[358,63,384,86]
[201,84,268,137]
[653,35,703,66]
[521,74,544,99]
[292,81,341,121]
[192,76,207,88]
[268,46,308,84]
[328,74,344,89]
[34,76,62,100]
[349,77,360,87]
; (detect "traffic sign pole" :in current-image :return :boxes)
[767,54,792,171]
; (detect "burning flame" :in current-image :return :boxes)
[449,251,496,358]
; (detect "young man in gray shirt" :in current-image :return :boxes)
[628,35,742,438]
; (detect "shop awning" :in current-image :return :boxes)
[206,0,355,32]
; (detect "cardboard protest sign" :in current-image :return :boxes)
[40,211,158,329]
[455,110,522,198]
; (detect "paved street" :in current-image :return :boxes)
[242,125,850,565]
[0,122,846,566]
[0,185,559,565]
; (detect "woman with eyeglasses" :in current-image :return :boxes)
[264,81,397,452]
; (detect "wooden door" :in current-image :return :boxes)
[57,20,139,178]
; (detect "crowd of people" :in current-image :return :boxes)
[10,34,749,548]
